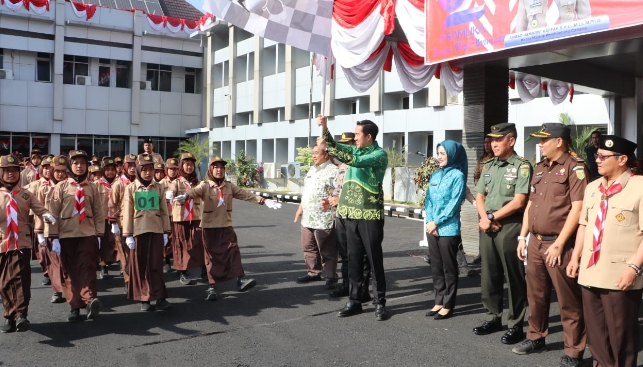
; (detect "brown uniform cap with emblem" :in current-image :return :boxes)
[0,155,21,168]
[136,154,154,167]
[208,156,227,166]
[144,137,154,144]
[30,149,42,157]
[124,154,137,164]
[52,155,69,170]
[40,155,54,166]
[154,163,165,170]
[114,157,123,164]
[166,158,179,169]
[487,123,517,138]
[102,157,116,168]
[599,135,637,157]
[338,132,356,143]
[69,150,88,160]
[180,152,196,162]
[530,123,571,141]
[88,165,100,173]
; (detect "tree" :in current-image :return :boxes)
[413,156,440,206]
[177,135,211,180]
[384,142,407,203]
[234,150,259,188]
[295,146,314,175]
[559,112,598,162]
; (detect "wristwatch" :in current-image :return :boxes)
[517,236,528,241]
[487,213,495,221]
[628,264,643,277]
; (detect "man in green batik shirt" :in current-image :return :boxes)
[316,115,389,321]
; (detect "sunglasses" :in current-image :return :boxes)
[594,153,621,161]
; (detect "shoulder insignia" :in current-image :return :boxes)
[575,169,585,180]
[516,155,530,162]
[22,193,29,200]
[574,156,585,162]
[519,165,530,178]
[482,157,494,164]
[572,166,585,171]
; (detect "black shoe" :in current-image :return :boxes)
[337,301,363,317]
[426,307,443,317]
[473,321,501,335]
[41,275,51,286]
[329,283,349,298]
[155,299,171,311]
[15,317,30,332]
[51,292,65,304]
[560,355,585,367]
[375,304,388,321]
[86,298,101,320]
[163,264,171,274]
[237,277,256,292]
[512,338,545,355]
[205,286,218,301]
[501,326,524,345]
[68,308,81,323]
[325,279,338,290]
[296,274,322,283]
[434,309,453,320]
[141,302,153,312]
[0,319,16,333]
[179,273,195,285]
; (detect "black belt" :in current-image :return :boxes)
[534,234,558,241]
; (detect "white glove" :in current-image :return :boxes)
[174,194,187,203]
[37,233,46,246]
[264,199,282,210]
[165,191,174,201]
[97,237,101,249]
[126,236,135,250]
[163,234,169,246]
[52,239,61,255]
[111,223,121,236]
[42,213,56,225]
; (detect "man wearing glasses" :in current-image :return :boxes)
[567,135,643,367]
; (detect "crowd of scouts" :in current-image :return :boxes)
[0,138,281,332]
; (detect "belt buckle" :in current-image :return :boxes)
[535,234,542,241]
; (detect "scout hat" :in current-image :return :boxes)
[52,155,69,170]
[338,132,355,143]
[136,154,155,167]
[40,155,54,166]
[124,154,137,164]
[208,156,227,166]
[154,162,165,170]
[487,123,517,138]
[30,149,42,157]
[599,135,637,156]
[180,152,196,162]
[143,137,154,144]
[166,158,179,169]
[88,165,100,173]
[114,156,123,165]
[530,123,571,141]
[102,157,116,168]
[69,150,88,160]
[91,155,100,165]
[0,155,21,168]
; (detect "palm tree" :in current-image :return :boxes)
[385,141,407,203]
[176,135,212,180]
[559,112,598,161]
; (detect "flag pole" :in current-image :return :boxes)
[308,53,314,148]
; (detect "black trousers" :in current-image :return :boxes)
[427,234,460,310]
[344,218,386,305]
[336,217,371,285]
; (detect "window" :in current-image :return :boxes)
[402,96,410,110]
[36,53,52,82]
[110,138,126,158]
[98,58,110,87]
[185,67,196,94]
[138,137,180,159]
[60,135,128,158]
[0,133,49,156]
[351,101,357,114]
[63,55,89,85]
[0,49,3,69]
[116,60,130,88]
[146,64,171,92]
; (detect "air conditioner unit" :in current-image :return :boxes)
[75,75,91,86]
[263,162,276,178]
[0,69,14,80]
[140,81,152,90]
[286,162,301,179]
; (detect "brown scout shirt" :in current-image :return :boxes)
[578,170,643,290]
[109,175,132,226]
[0,187,49,251]
[29,178,53,233]
[19,164,37,188]
[159,177,176,220]
[169,178,202,222]
[121,180,171,237]
[46,178,105,239]
[185,179,262,228]
[528,152,588,236]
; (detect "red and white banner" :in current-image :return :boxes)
[146,12,215,34]
[1,0,49,13]
[70,1,96,20]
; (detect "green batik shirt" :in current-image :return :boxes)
[323,129,388,220]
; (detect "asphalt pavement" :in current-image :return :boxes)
[1,200,641,366]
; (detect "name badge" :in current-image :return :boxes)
[135,191,159,211]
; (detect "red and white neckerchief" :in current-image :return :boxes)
[210,181,225,208]
[98,177,113,221]
[588,181,623,268]
[182,179,194,221]
[68,178,88,224]
[30,164,39,181]
[1,188,21,252]
[119,175,132,185]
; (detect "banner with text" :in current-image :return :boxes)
[425,0,643,64]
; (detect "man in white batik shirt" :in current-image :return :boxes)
[294,144,339,289]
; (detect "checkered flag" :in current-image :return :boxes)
[203,0,332,56]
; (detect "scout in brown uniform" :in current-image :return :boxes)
[567,135,643,367]
[142,137,164,164]
[19,149,42,188]
[46,150,104,323]
[169,153,204,285]
[114,156,123,176]
[175,156,278,300]
[28,155,54,286]
[109,154,137,288]
[88,165,100,183]
[122,154,172,311]
[96,158,119,279]
[513,124,588,367]
[0,154,55,333]
[154,162,165,183]
[39,155,69,304]
[160,158,179,273]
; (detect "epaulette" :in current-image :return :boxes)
[569,150,584,162]
[482,157,495,164]
[516,155,529,162]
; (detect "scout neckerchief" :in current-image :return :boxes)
[119,174,132,185]
[29,164,39,181]
[98,177,113,221]
[68,178,88,224]
[181,179,194,221]
[1,187,20,252]
[588,181,623,268]
[210,181,225,208]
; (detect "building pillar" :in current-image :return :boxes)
[227,24,237,127]
[130,10,144,138]
[370,71,383,113]
[203,32,214,129]
[52,0,66,134]
[253,36,263,124]
[284,46,295,121]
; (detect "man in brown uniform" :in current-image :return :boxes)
[142,138,164,164]
[567,135,643,367]
[513,123,588,367]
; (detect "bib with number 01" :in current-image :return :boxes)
[135,191,159,211]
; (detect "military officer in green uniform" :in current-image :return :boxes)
[473,123,532,345]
